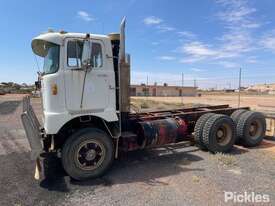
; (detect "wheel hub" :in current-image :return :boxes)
[217,130,224,138]
[216,123,232,146]
[249,123,257,136]
[85,149,96,161]
[75,140,105,170]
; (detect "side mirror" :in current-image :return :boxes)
[81,40,92,69]
[35,81,41,90]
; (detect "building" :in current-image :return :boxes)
[130,84,197,97]
[246,83,275,94]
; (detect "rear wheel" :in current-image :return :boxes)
[237,111,266,147]
[194,113,215,150]
[202,114,236,153]
[62,128,114,180]
[231,109,248,143]
[231,109,247,124]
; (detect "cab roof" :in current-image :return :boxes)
[32,31,109,57]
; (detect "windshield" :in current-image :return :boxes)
[43,43,60,74]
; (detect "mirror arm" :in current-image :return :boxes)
[80,65,90,109]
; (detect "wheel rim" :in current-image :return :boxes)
[248,119,263,140]
[74,139,106,171]
[216,123,232,146]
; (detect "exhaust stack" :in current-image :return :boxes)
[119,17,130,130]
[119,17,126,63]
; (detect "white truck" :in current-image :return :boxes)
[22,19,266,181]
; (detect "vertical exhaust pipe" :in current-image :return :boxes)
[119,17,126,63]
[118,17,130,131]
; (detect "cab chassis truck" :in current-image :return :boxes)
[21,18,266,180]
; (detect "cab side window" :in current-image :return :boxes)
[91,43,103,68]
[67,40,103,68]
[67,40,83,67]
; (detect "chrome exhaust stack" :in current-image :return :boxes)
[118,17,130,131]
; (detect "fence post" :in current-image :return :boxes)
[181,73,184,105]
[238,68,242,108]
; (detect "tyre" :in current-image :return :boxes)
[194,113,215,150]
[230,109,248,143]
[231,109,247,124]
[237,111,266,147]
[62,128,114,180]
[202,114,236,153]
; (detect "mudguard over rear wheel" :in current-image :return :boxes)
[62,128,114,181]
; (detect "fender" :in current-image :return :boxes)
[44,109,118,135]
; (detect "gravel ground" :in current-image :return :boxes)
[0,94,275,206]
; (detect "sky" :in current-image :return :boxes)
[1,0,275,89]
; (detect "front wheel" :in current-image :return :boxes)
[62,128,114,180]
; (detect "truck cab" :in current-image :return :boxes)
[32,32,119,135]
[22,19,130,180]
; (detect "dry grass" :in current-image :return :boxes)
[212,153,237,166]
[131,98,195,112]
[192,175,200,183]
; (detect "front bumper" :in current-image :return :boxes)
[21,96,43,160]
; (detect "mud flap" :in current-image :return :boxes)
[34,158,42,180]
[21,96,43,160]
[21,112,43,160]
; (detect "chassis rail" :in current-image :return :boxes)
[21,96,43,160]
[129,104,250,122]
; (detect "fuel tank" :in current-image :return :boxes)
[136,118,188,148]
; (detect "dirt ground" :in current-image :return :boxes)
[132,94,275,115]
[0,94,275,206]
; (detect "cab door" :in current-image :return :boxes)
[64,38,109,113]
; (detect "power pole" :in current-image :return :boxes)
[228,82,231,89]
[181,73,184,104]
[146,75,149,100]
[238,68,242,108]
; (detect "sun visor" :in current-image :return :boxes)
[32,39,48,57]
[31,33,62,57]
